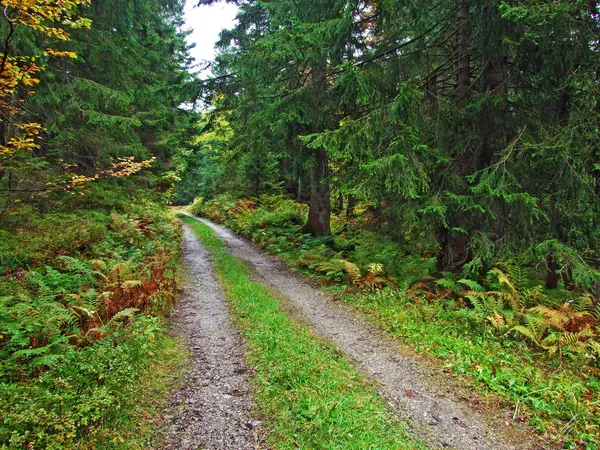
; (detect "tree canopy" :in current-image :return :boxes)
[185,0,600,299]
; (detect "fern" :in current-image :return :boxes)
[513,325,541,344]
[367,263,384,276]
[571,294,594,313]
[315,259,346,278]
[561,330,593,352]
[109,307,139,323]
[458,278,484,292]
[435,277,462,293]
[529,305,568,330]
[342,260,361,282]
[506,262,528,293]
[512,301,599,360]
[588,340,600,358]
[121,280,143,291]
[489,268,525,315]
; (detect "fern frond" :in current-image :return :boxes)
[588,340,600,357]
[523,312,548,338]
[530,305,568,330]
[315,259,345,277]
[506,262,528,293]
[513,325,540,344]
[109,307,139,323]
[367,263,384,276]
[458,278,484,292]
[492,268,518,297]
[487,311,506,329]
[522,285,547,308]
[435,277,461,293]
[571,294,594,313]
[121,279,143,291]
[342,260,361,281]
[560,330,593,351]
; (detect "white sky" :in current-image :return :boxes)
[183,0,238,76]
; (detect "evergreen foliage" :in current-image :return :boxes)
[185,0,600,302]
[0,0,196,445]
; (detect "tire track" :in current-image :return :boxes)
[186,214,545,450]
[162,222,261,450]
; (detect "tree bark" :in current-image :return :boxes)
[589,0,600,306]
[479,0,507,171]
[302,57,331,236]
[456,0,470,103]
[544,255,560,290]
[436,0,471,270]
[302,148,331,236]
[0,120,5,182]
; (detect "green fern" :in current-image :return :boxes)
[457,278,484,292]
[435,277,462,293]
[315,259,346,277]
[109,307,139,323]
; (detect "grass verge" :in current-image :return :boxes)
[180,215,426,450]
[337,289,600,448]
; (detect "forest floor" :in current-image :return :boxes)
[168,213,547,449]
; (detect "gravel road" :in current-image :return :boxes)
[188,214,545,450]
[161,222,262,450]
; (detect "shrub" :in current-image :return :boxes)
[188,196,204,216]
[0,316,169,449]
[0,201,182,447]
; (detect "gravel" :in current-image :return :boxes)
[161,222,262,450]
[191,215,546,450]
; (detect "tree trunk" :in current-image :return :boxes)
[302,148,331,236]
[589,0,600,306]
[346,195,356,218]
[0,121,6,183]
[302,57,331,236]
[436,0,471,270]
[479,0,507,171]
[436,226,449,272]
[545,255,560,290]
[456,0,470,103]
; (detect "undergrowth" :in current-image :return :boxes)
[189,194,600,449]
[0,201,184,448]
[181,215,426,450]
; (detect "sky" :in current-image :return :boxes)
[183,0,238,76]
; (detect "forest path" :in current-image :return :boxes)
[161,222,262,449]
[183,213,544,450]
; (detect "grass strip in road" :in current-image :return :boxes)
[181,215,426,450]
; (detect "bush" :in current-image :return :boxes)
[188,196,204,216]
[0,201,182,447]
[0,316,170,449]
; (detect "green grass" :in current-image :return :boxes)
[181,215,426,450]
[337,290,600,449]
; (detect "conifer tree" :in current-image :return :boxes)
[189,0,600,295]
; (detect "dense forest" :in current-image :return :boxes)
[0,0,197,446]
[180,0,600,447]
[1,0,600,448]
[188,0,600,292]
